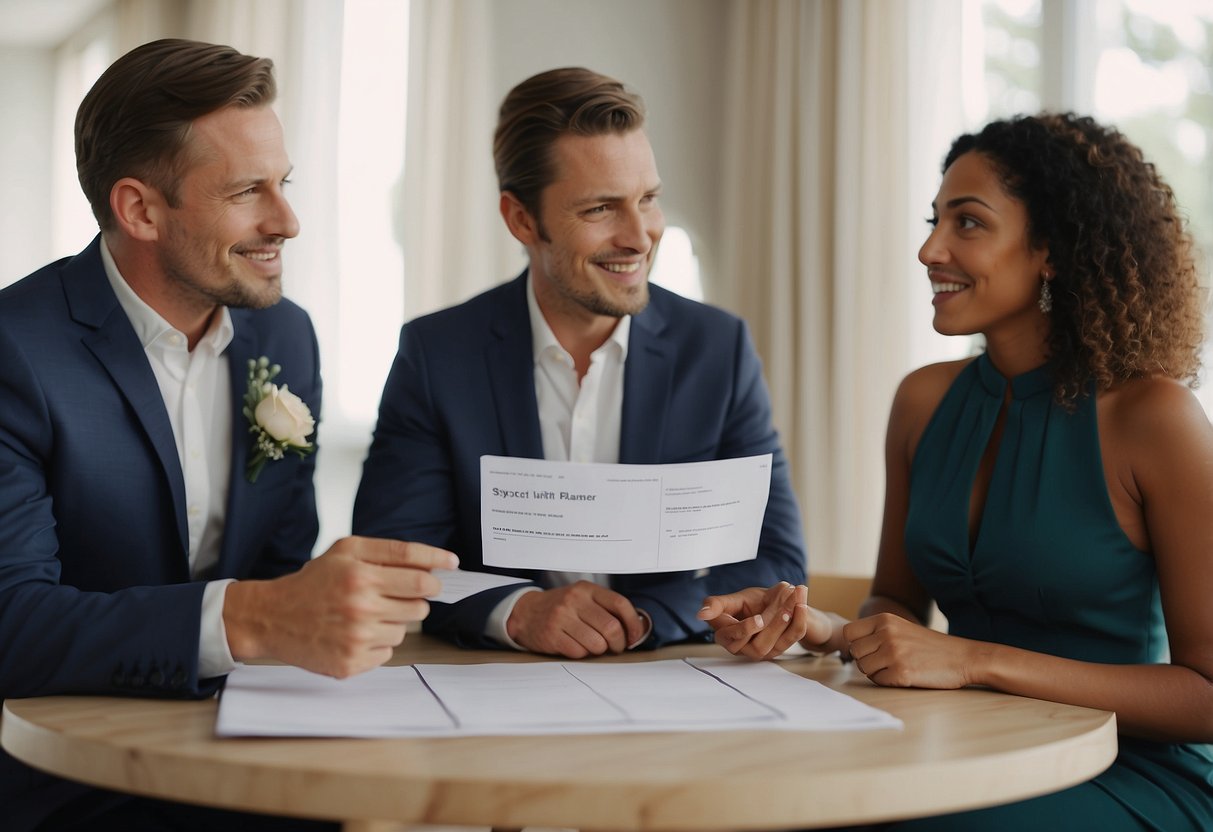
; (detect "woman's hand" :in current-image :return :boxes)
[843,613,979,688]
[699,583,833,660]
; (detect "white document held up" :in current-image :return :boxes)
[479,454,773,573]
[215,659,903,738]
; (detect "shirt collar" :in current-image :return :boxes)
[101,237,234,354]
[525,272,630,363]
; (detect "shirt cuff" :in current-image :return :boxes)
[487,585,543,650]
[198,578,240,679]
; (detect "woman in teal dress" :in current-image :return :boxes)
[700,113,1213,829]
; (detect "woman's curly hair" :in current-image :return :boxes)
[945,113,1204,403]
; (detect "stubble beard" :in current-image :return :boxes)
[572,280,650,318]
[159,230,284,312]
[548,254,651,319]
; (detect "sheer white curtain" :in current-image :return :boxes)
[403,0,522,318]
[718,0,965,576]
[110,0,351,548]
[177,0,344,336]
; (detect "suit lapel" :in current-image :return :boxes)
[218,311,258,570]
[619,297,671,463]
[486,274,544,459]
[66,238,190,556]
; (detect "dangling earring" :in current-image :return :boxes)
[1038,274,1053,314]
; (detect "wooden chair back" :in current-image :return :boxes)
[806,573,873,619]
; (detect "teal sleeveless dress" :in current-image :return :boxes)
[888,354,1213,831]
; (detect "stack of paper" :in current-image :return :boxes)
[215,658,902,738]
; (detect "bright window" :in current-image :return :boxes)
[973,0,1042,121]
[977,0,1213,406]
[52,27,112,259]
[1087,0,1213,263]
[650,225,703,302]
[334,0,409,426]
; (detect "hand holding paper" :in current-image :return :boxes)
[223,538,457,678]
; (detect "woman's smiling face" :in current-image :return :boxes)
[919,150,1051,340]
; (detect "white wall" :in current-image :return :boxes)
[0,47,55,284]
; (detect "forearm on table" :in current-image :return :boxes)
[968,640,1213,743]
[858,593,929,625]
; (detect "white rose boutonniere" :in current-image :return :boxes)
[242,356,316,483]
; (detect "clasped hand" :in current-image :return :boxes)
[506,580,648,658]
[699,583,976,688]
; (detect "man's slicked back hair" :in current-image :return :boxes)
[493,67,645,219]
[75,38,276,231]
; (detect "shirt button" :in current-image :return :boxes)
[188,505,200,516]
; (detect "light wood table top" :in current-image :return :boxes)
[3,636,1117,831]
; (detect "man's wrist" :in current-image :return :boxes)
[222,578,272,662]
[627,608,653,650]
[490,586,542,650]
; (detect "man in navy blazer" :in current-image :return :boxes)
[0,40,453,831]
[353,67,806,657]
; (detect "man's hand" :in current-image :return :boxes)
[506,581,646,658]
[223,536,458,678]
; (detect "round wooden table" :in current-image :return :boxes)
[2,637,1117,831]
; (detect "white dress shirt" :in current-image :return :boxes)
[486,275,631,647]
[101,240,238,678]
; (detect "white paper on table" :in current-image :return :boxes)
[414,660,781,731]
[687,658,905,731]
[215,665,454,737]
[479,454,773,573]
[430,568,530,603]
[215,659,903,738]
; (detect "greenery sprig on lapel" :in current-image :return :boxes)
[242,356,315,483]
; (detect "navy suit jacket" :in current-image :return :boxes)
[353,273,806,649]
[0,237,321,829]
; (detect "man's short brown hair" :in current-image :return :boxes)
[75,38,276,231]
[493,67,645,220]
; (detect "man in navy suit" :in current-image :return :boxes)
[354,67,805,658]
[0,39,455,831]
